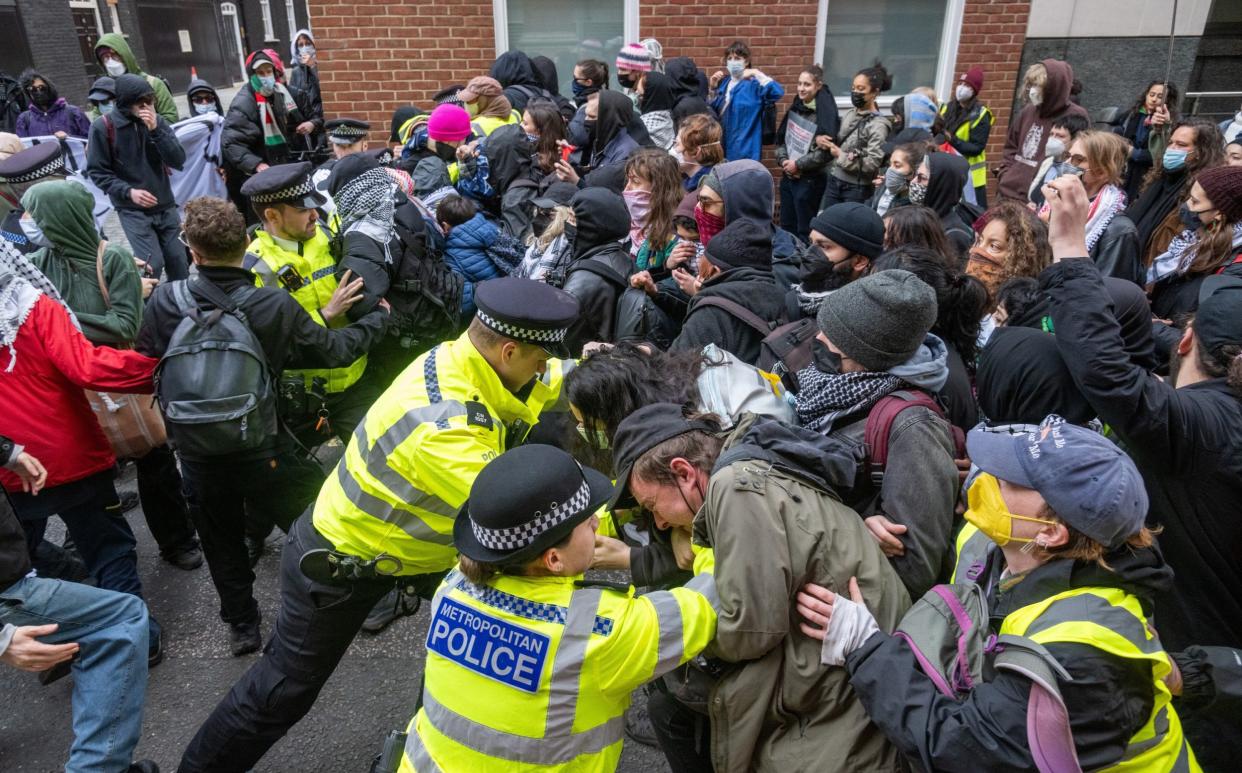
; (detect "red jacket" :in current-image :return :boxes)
[0,296,157,493]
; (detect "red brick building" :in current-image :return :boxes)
[309,0,1032,195]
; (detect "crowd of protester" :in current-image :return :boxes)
[0,30,1241,773]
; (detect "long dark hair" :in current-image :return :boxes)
[564,344,703,473]
[1131,79,1180,116]
[856,60,892,96]
[883,205,956,265]
[1141,118,1225,194]
[873,246,988,365]
[525,101,565,172]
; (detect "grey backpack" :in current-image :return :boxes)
[155,278,277,458]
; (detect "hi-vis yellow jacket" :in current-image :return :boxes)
[312,332,571,574]
[246,226,367,393]
[400,567,720,772]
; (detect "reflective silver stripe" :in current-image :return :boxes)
[355,404,467,517]
[545,588,602,738]
[1121,705,1170,761]
[646,590,686,676]
[685,571,720,611]
[969,160,987,170]
[1170,734,1193,773]
[1024,594,1161,656]
[403,726,444,773]
[333,461,454,546]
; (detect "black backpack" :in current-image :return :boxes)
[0,73,26,134]
[155,278,278,458]
[387,201,464,349]
[690,296,817,383]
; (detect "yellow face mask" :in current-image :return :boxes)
[964,472,1057,547]
[464,100,480,118]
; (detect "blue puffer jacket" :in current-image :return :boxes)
[443,212,502,317]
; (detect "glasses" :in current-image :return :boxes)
[27,86,49,94]
[177,232,191,250]
[191,96,216,105]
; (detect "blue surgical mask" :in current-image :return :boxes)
[19,217,50,248]
[298,45,316,58]
[726,60,745,78]
[194,103,217,116]
[257,75,276,94]
[883,166,909,193]
[1162,148,1188,171]
[97,101,114,116]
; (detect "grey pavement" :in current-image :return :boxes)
[0,464,671,772]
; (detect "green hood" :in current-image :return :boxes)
[22,181,103,267]
[95,33,143,76]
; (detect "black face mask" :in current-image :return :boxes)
[617,74,636,90]
[850,91,868,109]
[532,210,553,236]
[799,246,856,294]
[433,142,457,163]
[811,338,842,374]
[29,88,52,108]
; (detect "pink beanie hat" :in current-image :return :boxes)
[427,104,471,142]
[616,43,652,72]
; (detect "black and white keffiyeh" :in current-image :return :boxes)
[335,167,398,260]
[794,365,903,432]
[0,241,77,371]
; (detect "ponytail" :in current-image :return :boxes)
[857,60,893,94]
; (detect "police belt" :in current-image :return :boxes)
[299,548,406,586]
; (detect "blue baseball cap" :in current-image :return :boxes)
[966,417,1148,549]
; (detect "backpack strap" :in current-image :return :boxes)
[993,634,1082,773]
[691,296,775,336]
[864,390,950,484]
[102,113,116,156]
[185,275,252,327]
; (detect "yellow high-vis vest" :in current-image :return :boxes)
[400,567,720,772]
[939,102,993,189]
[247,226,367,393]
[312,333,569,574]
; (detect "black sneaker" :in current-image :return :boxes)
[128,760,160,773]
[229,613,262,657]
[361,587,421,634]
[119,491,140,513]
[624,697,659,747]
[245,535,266,568]
[162,545,204,571]
[148,630,164,668]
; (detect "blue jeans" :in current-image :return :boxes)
[0,576,149,772]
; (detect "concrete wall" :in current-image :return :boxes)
[1026,0,1211,38]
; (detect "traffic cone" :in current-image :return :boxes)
[190,66,198,79]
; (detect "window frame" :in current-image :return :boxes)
[285,0,299,42]
[259,0,277,42]
[814,0,965,109]
[491,0,640,57]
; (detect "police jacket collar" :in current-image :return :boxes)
[446,334,555,426]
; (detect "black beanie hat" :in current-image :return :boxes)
[809,202,885,259]
[703,219,772,272]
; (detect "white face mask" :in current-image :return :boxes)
[194,103,217,116]
[19,217,50,248]
[104,59,126,77]
[955,84,974,102]
[1028,86,1043,106]
[1044,137,1066,160]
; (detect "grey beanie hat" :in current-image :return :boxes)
[816,269,937,371]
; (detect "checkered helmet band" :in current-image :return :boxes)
[329,125,368,139]
[252,177,314,203]
[470,476,592,552]
[476,309,568,344]
[0,155,65,184]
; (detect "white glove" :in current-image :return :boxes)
[819,595,879,666]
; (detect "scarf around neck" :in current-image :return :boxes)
[794,366,904,432]
[1041,184,1126,254]
[335,167,397,261]
[0,241,76,371]
[251,75,286,148]
[1148,221,1242,284]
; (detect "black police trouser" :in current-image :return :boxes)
[135,444,198,558]
[117,206,188,281]
[648,689,714,773]
[181,452,325,626]
[178,513,444,773]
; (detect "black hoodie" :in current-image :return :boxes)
[85,73,184,211]
[924,153,973,258]
[562,187,632,354]
[490,50,545,112]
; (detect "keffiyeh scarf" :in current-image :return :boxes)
[0,241,76,371]
[1038,184,1126,254]
[1148,222,1242,284]
[335,167,398,261]
[794,365,904,432]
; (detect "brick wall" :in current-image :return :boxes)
[311,0,1030,194]
[950,0,1031,201]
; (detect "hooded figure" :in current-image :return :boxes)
[529,56,577,122]
[489,51,545,112]
[93,32,177,123]
[326,153,396,318]
[85,73,184,214]
[977,326,1094,426]
[222,50,301,177]
[921,153,974,258]
[588,90,641,170]
[22,180,142,347]
[709,158,777,229]
[997,59,1088,201]
[186,78,224,117]
[561,187,632,355]
[15,70,90,139]
[667,57,712,131]
[287,28,323,140]
[637,71,678,150]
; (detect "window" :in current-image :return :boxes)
[816,0,964,105]
[494,0,638,95]
[285,0,299,41]
[259,0,276,42]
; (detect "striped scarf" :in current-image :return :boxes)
[250,75,286,149]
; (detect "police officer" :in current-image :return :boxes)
[240,162,381,448]
[398,443,719,772]
[135,196,389,656]
[178,277,582,773]
[0,142,69,253]
[324,117,370,160]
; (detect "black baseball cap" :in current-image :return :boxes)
[607,403,721,511]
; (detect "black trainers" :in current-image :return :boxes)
[624,697,659,748]
[119,491,140,513]
[162,545,203,571]
[128,760,160,773]
[361,587,421,634]
[148,630,164,668]
[229,613,262,657]
[245,535,265,568]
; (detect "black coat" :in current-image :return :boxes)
[222,85,300,174]
[134,265,387,459]
[0,445,30,589]
[287,63,323,130]
[85,75,185,211]
[847,546,1168,771]
[562,187,632,355]
[671,266,785,365]
[1089,213,1143,285]
[1041,258,1242,650]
